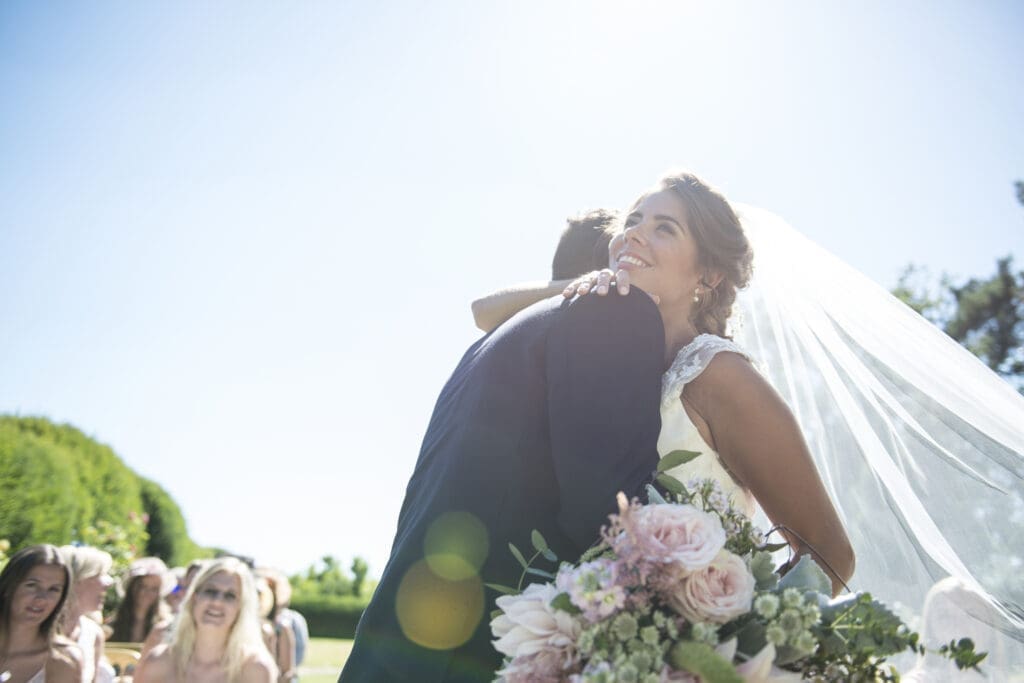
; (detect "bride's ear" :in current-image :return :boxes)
[700,270,725,291]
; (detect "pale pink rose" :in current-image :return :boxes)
[491,582,581,672]
[617,501,726,573]
[667,550,755,624]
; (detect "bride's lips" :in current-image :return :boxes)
[615,252,651,271]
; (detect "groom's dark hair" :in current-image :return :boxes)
[551,209,618,280]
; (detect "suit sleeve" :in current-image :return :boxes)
[545,289,666,552]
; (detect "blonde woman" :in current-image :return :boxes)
[58,546,115,683]
[134,557,275,683]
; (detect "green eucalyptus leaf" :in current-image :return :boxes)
[656,473,685,496]
[657,449,701,472]
[761,542,789,553]
[508,542,529,570]
[484,583,518,595]
[531,530,558,562]
[734,621,767,660]
[777,554,831,595]
[668,642,743,683]
[525,567,556,580]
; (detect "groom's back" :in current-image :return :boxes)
[340,291,665,683]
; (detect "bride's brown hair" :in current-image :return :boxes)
[655,171,753,338]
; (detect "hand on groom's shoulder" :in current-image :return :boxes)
[557,287,665,351]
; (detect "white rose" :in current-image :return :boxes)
[491,582,581,665]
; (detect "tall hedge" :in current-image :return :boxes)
[139,477,200,566]
[289,594,371,639]
[0,415,198,563]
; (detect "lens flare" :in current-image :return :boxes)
[423,511,489,581]
[395,559,484,650]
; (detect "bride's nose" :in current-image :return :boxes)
[622,221,647,245]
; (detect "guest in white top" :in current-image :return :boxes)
[59,546,115,683]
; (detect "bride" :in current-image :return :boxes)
[474,170,1024,678]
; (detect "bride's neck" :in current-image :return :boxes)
[660,309,699,363]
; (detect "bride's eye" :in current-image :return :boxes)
[657,222,677,235]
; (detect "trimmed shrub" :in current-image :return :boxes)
[139,477,199,566]
[289,594,371,639]
[0,420,80,547]
[0,416,198,564]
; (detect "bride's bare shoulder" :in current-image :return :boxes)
[687,345,767,402]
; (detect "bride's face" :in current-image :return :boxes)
[610,189,702,308]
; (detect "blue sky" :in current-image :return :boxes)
[1,1,1021,576]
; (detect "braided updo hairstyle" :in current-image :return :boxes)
[658,172,753,338]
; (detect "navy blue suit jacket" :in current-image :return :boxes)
[339,290,665,682]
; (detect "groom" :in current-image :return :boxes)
[340,218,665,682]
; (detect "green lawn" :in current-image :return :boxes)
[297,637,353,683]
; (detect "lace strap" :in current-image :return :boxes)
[661,334,752,406]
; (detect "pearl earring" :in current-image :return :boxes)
[693,288,701,303]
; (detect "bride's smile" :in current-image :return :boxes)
[611,188,704,313]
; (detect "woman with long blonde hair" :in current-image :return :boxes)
[134,557,275,683]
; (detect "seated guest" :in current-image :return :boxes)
[133,557,276,683]
[0,544,83,683]
[107,557,171,655]
[255,570,296,683]
[59,545,116,683]
[260,569,307,671]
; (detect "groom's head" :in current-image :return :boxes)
[551,209,618,280]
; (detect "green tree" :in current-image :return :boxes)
[894,181,1024,390]
[351,556,369,596]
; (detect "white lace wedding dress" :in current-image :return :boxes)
[656,331,1020,680]
[657,333,757,520]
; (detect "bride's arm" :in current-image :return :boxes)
[471,280,571,332]
[689,352,856,596]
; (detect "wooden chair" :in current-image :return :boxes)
[104,643,142,681]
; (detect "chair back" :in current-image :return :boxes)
[104,643,142,681]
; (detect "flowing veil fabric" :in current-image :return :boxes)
[730,205,1024,678]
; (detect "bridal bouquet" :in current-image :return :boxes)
[489,452,984,682]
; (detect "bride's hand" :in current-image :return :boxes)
[562,268,632,298]
[562,269,660,304]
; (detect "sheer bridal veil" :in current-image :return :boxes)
[731,205,1024,678]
